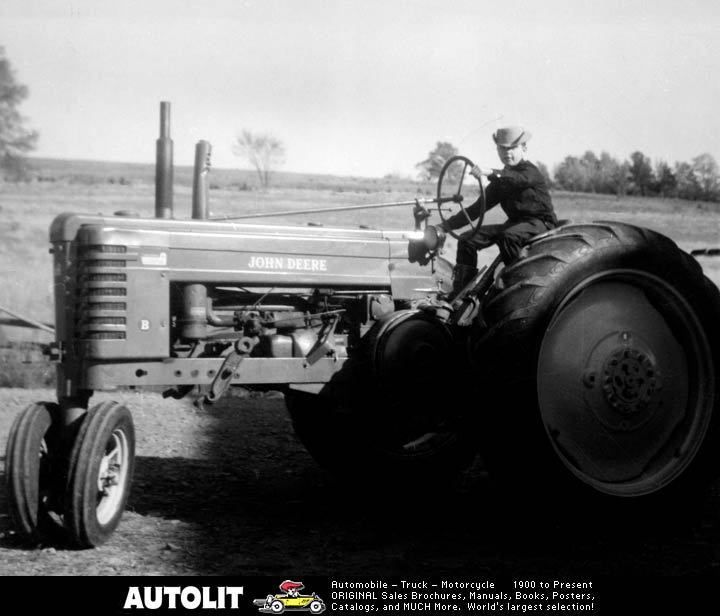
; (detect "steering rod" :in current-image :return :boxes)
[211,196,459,222]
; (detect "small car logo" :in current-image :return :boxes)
[253,580,326,614]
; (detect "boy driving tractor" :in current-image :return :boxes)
[436,125,557,297]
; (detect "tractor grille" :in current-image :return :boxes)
[75,244,129,341]
[84,273,127,282]
[85,244,128,253]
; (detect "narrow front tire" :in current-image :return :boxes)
[65,401,135,548]
[5,402,65,542]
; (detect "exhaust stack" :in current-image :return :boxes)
[155,101,174,219]
[192,140,212,220]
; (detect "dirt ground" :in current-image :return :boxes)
[1,387,719,578]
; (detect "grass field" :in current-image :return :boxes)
[1,156,720,348]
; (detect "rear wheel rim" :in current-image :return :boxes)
[537,270,714,496]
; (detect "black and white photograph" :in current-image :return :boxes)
[1,0,719,611]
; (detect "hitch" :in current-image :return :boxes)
[195,337,258,409]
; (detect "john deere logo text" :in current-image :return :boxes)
[124,586,244,610]
[248,255,328,272]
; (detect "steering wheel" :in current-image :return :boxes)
[436,155,486,240]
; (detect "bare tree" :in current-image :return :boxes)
[232,130,285,188]
[0,46,38,179]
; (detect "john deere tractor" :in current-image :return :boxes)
[5,104,719,547]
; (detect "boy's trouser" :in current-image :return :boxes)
[455,218,551,266]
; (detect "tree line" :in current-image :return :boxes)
[551,150,720,201]
[417,142,720,202]
[229,139,720,198]
[3,39,720,200]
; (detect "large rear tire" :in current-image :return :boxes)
[474,222,720,515]
[287,311,478,486]
[65,401,135,547]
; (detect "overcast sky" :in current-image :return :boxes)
[2,0,720,177]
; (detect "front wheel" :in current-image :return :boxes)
[5,402,65,542]
[65,401,135,547]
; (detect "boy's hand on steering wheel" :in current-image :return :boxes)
[470,165,500,179]
[470,165,487,179]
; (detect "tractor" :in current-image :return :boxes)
[5,103,720,548]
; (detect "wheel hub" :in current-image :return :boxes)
[371,312,457,453]
[585,332,662,432]
[95,430,129,524]
[601,343,662,416]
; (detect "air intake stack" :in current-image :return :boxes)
[155,101,174,219]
